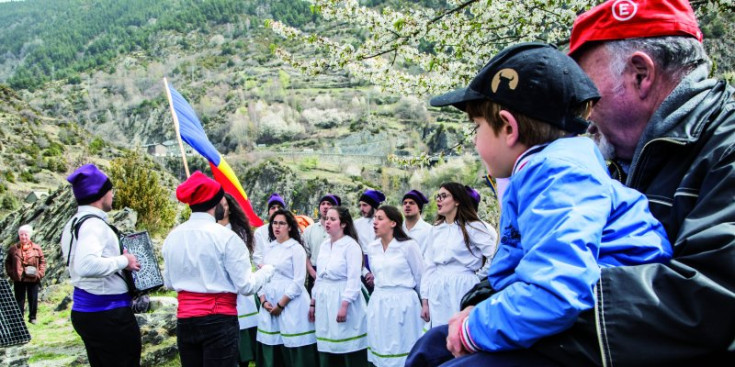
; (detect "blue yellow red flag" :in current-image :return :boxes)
[167,83,264,227]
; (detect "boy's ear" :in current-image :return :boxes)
[498,110,520,147]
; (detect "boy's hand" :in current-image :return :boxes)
[446,306,475,357]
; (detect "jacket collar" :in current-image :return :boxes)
[629,64,720,173]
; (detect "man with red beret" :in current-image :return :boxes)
[162,172,275,367]
[531,0,734,365]
[407,1,734,366]
[60,164,142,367]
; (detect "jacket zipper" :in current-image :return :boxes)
[597,137,687,366]
[594,282,609,367]
[628,137,687,188]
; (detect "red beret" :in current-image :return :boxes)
[569,0,703,56]
[176,171,224,211]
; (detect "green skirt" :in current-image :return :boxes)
[238,327,257,363]
[257,343,319,367]
[318,349,369,367]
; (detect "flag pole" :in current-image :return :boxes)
[163,77,191,178]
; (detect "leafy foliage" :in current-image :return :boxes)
[0,0,319,91]
[268,0,735,96]
[109,150,177,236]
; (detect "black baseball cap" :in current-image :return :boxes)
[430,42,600,134]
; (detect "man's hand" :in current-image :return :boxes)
[446,306,475,358]
[123,249,140,271]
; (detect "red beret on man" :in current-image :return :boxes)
[569,0,703,56]
[176,171,225,212]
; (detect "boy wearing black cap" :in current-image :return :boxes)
[407,43,673,366]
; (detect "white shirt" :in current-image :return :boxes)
[314,236,363,303]
[302,222,328,262]
[253,224,274,267]
[353,217,375,252]
[366,238,424,291]
[403,217,433,255]
[60,206,129,295]
[258,238,307,300]
[162,212,273,295]
[420,221,498,300]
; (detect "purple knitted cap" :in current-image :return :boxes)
[402,189,429,211]
[359,189,386,209]
[267,193,287,209]
[465,185,481,210]
[319,194,341,206]
[67,164,113,205]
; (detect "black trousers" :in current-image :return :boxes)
[13,281,39,321]
[177,314,239,367]
[406,324,561,367]
[71,307,142,367]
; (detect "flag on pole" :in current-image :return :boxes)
[166,82,264,227]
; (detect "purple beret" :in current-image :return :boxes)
[465,185,481,211]
[402,189,429,211]
[319,194,341,206]
[67,164,113,205]
[359,189,386,209]
[267,193,287,209]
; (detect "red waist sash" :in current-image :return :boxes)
[177,291,237,319]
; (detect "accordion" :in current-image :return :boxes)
[121,231,164,294]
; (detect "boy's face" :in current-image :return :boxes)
[473,116,514,179]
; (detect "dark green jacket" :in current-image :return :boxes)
[533,65,735,366]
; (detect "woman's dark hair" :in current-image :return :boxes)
[268,209,303,245]
[435,182,483,257]
[328,206,359,243]
[224,193,254,254]
[377,205,411,242]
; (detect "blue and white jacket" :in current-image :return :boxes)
[462,137,672,352]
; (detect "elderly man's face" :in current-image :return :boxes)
[576,44,648,160]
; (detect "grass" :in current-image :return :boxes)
[20,282,184,366]
[20,282,86,366]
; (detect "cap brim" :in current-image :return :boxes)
[430,88,486,111]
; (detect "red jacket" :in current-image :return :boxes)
[5,242,46,283]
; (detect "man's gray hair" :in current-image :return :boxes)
[606,36,711,83]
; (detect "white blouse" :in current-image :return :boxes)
[353,217,375,252]
[314,235,363,303]
[258,238,307,300]
[366,238,424,291]
[252,224,273,267]
[420,221,497,300]
[162,213,272,295]
[403,217,433,256]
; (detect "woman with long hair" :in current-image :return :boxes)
[420,182,498,329]
[256,209,318,367]
[365,206,424,367]
[218,193,258,366]
[309,206,369,367]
